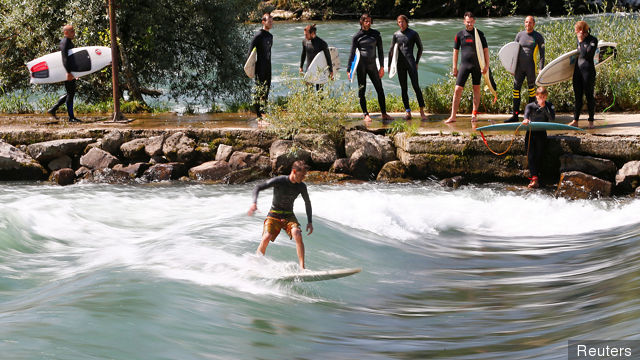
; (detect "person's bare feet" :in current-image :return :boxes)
[381,113,394,121]
[364,114,372,122]
[444,116,456,123]
[420,110,428,121]
[404,111,412,120]
[528,176,539,189]
[471,115,478,123]
[568,120,579,127]
[587,120,595,129]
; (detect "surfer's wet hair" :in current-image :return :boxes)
[397,15,409,24]
[304,24,317,34]
[463,11,474,19]
[574,20,590,34]
[359,13,372,26]
[292,161,310,172]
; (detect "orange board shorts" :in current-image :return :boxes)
[263,211,300,240]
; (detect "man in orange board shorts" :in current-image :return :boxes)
[248,160,313,269]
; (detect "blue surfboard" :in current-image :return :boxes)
[348,49,360,83]
[477,122,585,132]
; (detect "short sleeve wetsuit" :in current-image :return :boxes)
[453,28,487,87]
[348,28,386,115]
[388,27,425,110]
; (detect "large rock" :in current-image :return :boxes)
[346,130,395,163]
[329,158,350,174]
[225,166,271,184]
[80,148,120,170]
[145,135,165,157]
[120,138,149,162]
[559,154,617,182]
[228,151,263,170]
[188,161,231,181]
[0,140,47,180]
[269,140,311,174]
[143,163,186,182]
[49,168,75,186]
[163,132,196,163]
[345,130,396,180]
[215,144,233,162]
[615,160,640,194]
[294,133,338,170]
[376,160,408,182]
[100,130,125,154]
[113,163,150,178]
[555,171,612,199]
[27,138,94,162]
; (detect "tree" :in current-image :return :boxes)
[0,0,259,107]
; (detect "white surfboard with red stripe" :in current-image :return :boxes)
[26,46,112,84]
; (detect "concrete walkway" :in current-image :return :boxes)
[1,112,639,136]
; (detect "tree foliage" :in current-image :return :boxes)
[0,0,259,106]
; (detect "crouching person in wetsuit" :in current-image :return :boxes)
[522,87,555,189]
[506,16,545,123]
[248,161,313,269]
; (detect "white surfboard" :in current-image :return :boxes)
[244,47,257,78]
[498,41,520,75]
[474,28,497,100]
[535,41,617,86]
[276,268,361,282]
[389,43,399,79]
[27,46,112,84]
[304,47,339,85]
[348,49,360,83]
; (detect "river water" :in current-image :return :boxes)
[1,182,639,359]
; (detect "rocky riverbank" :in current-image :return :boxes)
[1,126,640,199]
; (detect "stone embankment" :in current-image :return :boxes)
[1,127,640,199]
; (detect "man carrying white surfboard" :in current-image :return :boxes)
[505,16,545,123]
[248,160,313,270]
[299,24,333,89]
[248,13,274,119]
[388,15,427,121]
[47,25,81,122]
[444,12,489,124]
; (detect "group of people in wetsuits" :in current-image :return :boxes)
[247,13,604,267]
[249,12,600,128]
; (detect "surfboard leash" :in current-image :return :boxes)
[478,123,528,156]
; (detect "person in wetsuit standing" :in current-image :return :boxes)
[300,24,333,89]
[48,24,81,122]
[505,16,545,123]
[248,160,313,269]
[444,12,489,124]
[388,15,427,121]
[568,20,598,129]
[522,87,555,189]
[248,13,274,119]
[348,13,393,123]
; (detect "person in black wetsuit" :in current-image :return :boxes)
[248,160,313,269]
[522,87,555,189]
[505,16,545,123]
[248,13,274,119]
[568,20,598,129]
[347,13,393,123]
[48,24,81,123]
[445,12,489,124]
[300,24,333,90]
[388,15,427,121]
